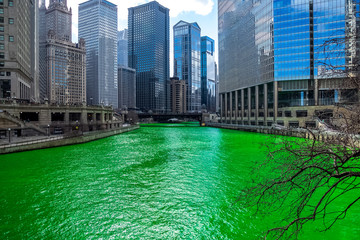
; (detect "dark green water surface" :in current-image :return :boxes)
[1,126,359,239]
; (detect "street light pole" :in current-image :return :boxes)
[8,128,11,143]
[47,124,50,137]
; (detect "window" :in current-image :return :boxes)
[0,0,3,6]
[0,43,3,50]
[8,0,13,6]
[0,61,4,67]
[0,17,3,23]
[6,71,10,76]
[0,35,3,41]
[0,26,3,32]
[0,52,4,59]
[8,18,14,24]
[0,8,3,14]
[9,36,13,42]
[0,71,4,76]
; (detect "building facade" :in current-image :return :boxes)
[128,1,170,112]
[118,29,128,67]
[79,0,118,108]
[39,0,86,105]
[0,0,39,101]
[201,36,216,113]
[46,32,86,104]
[218,0,360,127]
[173,21,201,112]
[170,77,187,114]
[118,66,136,110]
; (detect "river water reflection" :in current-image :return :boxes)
[0,125,359,239]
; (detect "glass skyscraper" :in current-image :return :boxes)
[174,21,201,112]
[79,0,118,108]
[117,29,128,67]
[128,1,170,112]
[218,0,359,127]
[201,36,216,113]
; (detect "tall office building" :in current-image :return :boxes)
[118,29,128,67]
[201,36,216,113]
[128,1,170,112]
[173,21,201,112]
[118,66,136,109]
[79,0,118,108]
[0,0,39,101]
[170,77,187,114]
[218,0,360,127]
[39,0,86,104]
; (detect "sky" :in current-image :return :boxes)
[45,0,218,76]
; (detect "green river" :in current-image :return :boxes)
[0,125,359,239]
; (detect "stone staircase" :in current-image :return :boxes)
[0,111,47,135]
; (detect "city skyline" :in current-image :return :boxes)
[43,0,218,76]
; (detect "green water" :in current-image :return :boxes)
[0,126,359,239]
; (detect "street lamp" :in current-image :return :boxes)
[47,124,50,137]
[8,128,11,143]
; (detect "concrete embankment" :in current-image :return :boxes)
[0,125,139,155]
[206,122,310,138]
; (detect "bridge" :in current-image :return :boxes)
[138,112,209,125]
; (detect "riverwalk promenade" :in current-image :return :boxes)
[0,125,139,155]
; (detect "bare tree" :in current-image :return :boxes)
[240,26,360,239]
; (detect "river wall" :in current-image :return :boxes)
[0,125,139,155]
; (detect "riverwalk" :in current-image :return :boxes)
[0,125,139,154]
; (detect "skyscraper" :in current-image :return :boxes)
[117,29,128,67]
[0,0,39,101]
[218,0,360,127]
[118,66,136,110]
[79,0,118,108]
[201,36,216,113]
[128,1,170,112]
[173,21,201,112]
[39,0,86,104]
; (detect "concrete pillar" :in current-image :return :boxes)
[314,78,319,106]
[235,90,238,123]
[220,93,223,122]
[64,110,69,124]
[255,85,259,124]
[274,81,278,122]
[241,89,244,123]
[81,108,88,132]
[248,88,251,122]
[224,93,228,122]
[229,91,233,123]
[264,83,268,124]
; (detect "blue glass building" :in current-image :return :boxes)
[201,36,216,113]
[117,29,128,67]
[218,0,359,127]
[174,21,201,112]
[128,1,170,112]
[78,0,118,108]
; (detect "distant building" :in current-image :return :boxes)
[128,1,170,112]
[170,77,187,114]
[201,36,216,113]
[39,0,86,104]
[0,0,39,101]
[173,21,201,112]
[79,0,118,108]
[46,32,86,104]
[118,66,136,110]
[118,29,128,67]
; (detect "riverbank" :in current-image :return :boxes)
[0,125,139,155]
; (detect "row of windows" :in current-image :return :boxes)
[0,35,13,41]
[0,0,13,7]
[0,17,14,24]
